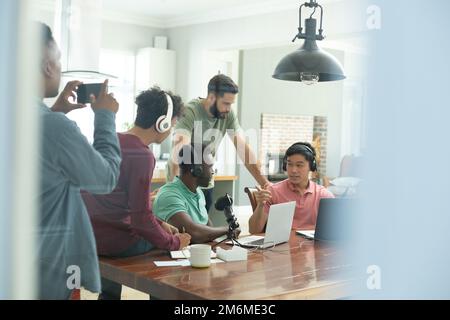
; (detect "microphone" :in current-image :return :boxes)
[215,193,233,211]
[215,193,239,233]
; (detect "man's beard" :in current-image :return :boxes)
[198,178,211,187]
[198,175,212,187]
[210,102,226,119]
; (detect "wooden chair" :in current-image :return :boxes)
[244,187,258,211]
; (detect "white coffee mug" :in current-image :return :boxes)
[188,244,211,268]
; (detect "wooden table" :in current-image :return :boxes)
[99,231,354,300]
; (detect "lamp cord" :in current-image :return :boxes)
[309,6,317,19]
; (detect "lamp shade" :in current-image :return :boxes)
[273,17,346,82]
[273,46,346,82]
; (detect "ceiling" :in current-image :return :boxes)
[101,0,339,28]
[34,0,341,29]
[103,0,281,19]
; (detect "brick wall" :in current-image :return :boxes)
[260,114,328,177]
[313,116,328,177]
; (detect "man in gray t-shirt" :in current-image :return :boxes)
[168,74,269,212]
[37,23,121,299]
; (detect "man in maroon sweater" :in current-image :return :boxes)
[82,87,191,299]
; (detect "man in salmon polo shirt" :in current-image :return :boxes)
[248,142,334,234]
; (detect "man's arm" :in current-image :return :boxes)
[248,204,267,234]
[248,186,272,234]
[56,80,121,193]
[168,132,191,181]
[233,134,269,187]
[125,154,185,251]
[168,212,228,244]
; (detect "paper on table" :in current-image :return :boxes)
[154,260,190,267]
[296,230,315,239]
[170,248,217,259]
[154,259,224,267]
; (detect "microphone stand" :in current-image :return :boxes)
[212,207,243,248]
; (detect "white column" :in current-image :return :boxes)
[0,0,39,299]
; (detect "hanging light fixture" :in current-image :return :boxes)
[56,0,118,81]
[273,0,345,84]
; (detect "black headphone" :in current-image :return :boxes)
[282,142,317,172]
[190,164,204,178]
[179,144,205,178]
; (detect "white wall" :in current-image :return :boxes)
[102,20,167,51]
[30,0,56,27]
[33,10,55,28]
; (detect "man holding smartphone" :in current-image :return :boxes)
[38,22,121,299]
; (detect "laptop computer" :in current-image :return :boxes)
[238,201,296,249]
[296,198,355,242]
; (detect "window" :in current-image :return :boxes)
[99,49,136,132]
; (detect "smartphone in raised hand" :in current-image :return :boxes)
[76,83,103,104]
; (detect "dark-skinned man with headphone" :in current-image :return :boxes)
[155,143,241,243]
[248,142,334,234]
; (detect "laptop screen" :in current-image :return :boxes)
[314,198,358,242]
[264,201,296,246]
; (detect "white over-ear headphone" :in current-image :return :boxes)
[155,92,173,133]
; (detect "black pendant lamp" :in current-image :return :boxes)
[273,0,345,84]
